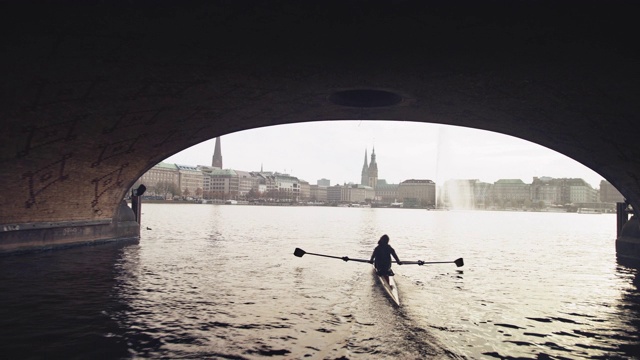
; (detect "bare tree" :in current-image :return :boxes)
[156,180,180,199]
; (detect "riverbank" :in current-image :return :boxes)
[130,199,617,213]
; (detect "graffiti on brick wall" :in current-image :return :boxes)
[102,109,162,134]
[18,119,78,157]
[91,163,129,208]
[22,153,72,208]
[152,108,208,149]
[91,135,145,168]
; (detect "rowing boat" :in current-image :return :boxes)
[374,267,400,306]
[292,248,462,307]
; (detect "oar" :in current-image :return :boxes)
[394,258,464,267]
[293,248,370,263]
[294,248,464,267]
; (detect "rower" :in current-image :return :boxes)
[369,234,403,286]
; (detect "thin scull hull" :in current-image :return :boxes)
[374,267,400,306]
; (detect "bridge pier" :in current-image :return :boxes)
[617,202,630,238]
[616,201,640,262]
[0,201,139,255]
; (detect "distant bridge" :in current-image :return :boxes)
[1,1,639,255]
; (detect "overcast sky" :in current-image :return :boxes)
[164,121,605,189]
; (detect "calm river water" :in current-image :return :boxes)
[1,204,640,359]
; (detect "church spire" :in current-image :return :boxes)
[212,137,223,168]
[360,149,369,186]
[368,147,378,188]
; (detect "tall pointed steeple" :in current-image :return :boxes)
[212,137,223,168]
[368,147,378,188]
[360,149,369,186]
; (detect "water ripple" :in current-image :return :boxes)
[1,206,639,359]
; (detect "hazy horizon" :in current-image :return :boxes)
[164,121,605,189]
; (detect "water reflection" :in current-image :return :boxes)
[0,240,137,359]
[612,259,640,358]
[1,205,640,359]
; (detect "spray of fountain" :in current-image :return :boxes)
[435,126,476,210]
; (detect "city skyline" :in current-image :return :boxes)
[164,121,606,189]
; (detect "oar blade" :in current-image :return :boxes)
[293,248,306,258]
[454,258,464,267]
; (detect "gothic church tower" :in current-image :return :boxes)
[212,137,223,168]
[368,147,378,188]
[360,149,369,186]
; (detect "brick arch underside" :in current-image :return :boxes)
[1,1,639,229]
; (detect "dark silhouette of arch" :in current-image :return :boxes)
[1,1,639,252]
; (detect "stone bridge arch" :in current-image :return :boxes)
[1,1,639,253]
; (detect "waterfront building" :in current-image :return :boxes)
[252,172,276,194]
[348,184,375,203]
[327,185,345,203]
[566,178,597,203]
[398,179,436,207]
[375,180,399,204]
[299,180,310,201]
[600,180,624,203]
[531,177,597,205]
[235,170,259,198]
[491,179,531,208]
[138,162,180,198]
[140,162,179,186]
[325,183,374,204]
[309,185,328,202]
[273,173,300,202]
[177,164,204,198]
[317,178,331,187]
[200,167,238,199]
[531,177,561,205]
[198,165,214,193]
[253,172,300,202]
